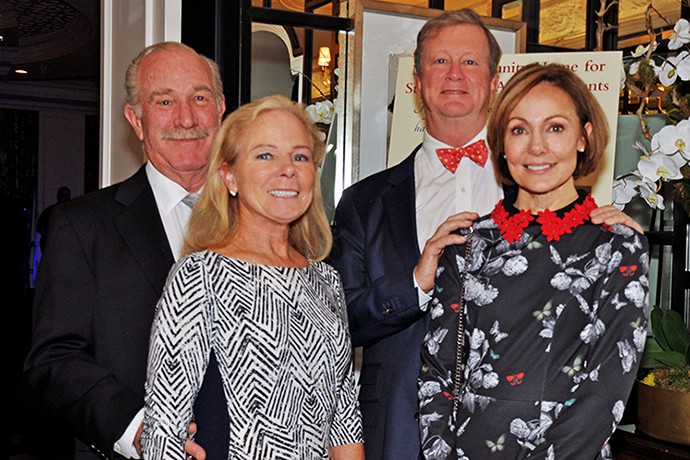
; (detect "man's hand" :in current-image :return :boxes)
[134,422,144,458]
[134,421,206,459]
[414,211,479,292]
[185,422,206,460]
[590,205,644,234]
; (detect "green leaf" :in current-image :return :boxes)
[640,350,667,369]
[654,351,689,368]
[660,309,690,354]
[650,307,670,351]
[643,337,663,355]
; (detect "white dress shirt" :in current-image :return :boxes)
[146,162,198,260]
[114,162,199,458]
[413,128,504,306]
[414,128,503,252]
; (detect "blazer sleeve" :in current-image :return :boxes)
[24,205,143,453]
[328,184,426,348]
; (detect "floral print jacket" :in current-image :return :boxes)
[418,193,649,460]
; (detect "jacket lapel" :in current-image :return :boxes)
[114,167,176,292]
[381,145,422,269]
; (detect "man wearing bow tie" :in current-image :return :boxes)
[328,9,640,460]
[328,10,503,459]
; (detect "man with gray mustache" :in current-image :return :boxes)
[25,41,224,460]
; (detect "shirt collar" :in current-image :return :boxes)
[145,162,196,215]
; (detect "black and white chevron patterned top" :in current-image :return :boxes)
[142,250,362,459]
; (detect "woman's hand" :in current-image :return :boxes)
[590,205,643,234]
[414,212,479,293]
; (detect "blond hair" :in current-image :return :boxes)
[183,95,332,261]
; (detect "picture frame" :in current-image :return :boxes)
[340,0,526,188]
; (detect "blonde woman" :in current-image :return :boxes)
[142,95,363,459]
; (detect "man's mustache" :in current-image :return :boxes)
[161,127,210,140]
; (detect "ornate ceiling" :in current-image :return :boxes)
[0,0,99,81]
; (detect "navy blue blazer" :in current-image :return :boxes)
[25,166,175,459]
[328,146,427,460]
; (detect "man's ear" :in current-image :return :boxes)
[124,105,144,141]
[490,73,500,94]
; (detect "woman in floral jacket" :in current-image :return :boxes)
[418,63,649,460]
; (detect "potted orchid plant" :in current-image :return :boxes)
[612,12,690,214]
[609,8,690,446]
[635,306,690,446]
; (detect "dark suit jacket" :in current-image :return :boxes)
[328,146,426,460]
[24,166,175,460]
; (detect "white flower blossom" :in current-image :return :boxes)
[637,150,686,181]
[653,118,690,158]
[668,18,690,50]
[305,100,334,124]
[658,51,690,86]
[612,174,643,209]
[675,52,690,81]
[631,41,657,58]
[638,177,665,209]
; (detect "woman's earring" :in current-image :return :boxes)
[230,190,237,197]
[577,148,585,153]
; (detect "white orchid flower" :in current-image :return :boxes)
[631,41,657,58]
[632,140,651,155]
[637,150,685,181]
[638,177,665,209]
[651,118,690,157]
[612,175,643,209]
[668,18,690,50]
[676,51,690,81]
[305,100,334,125]
[658,51,690,86]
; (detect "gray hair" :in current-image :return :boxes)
[125,42,224,118]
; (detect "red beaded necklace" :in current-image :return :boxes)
[491,195,597,243]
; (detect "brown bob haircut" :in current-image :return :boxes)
[487,62,609,186]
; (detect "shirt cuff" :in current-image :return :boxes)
[413,272,433,311]
[114,408,144,459]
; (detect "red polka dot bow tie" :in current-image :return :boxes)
[436,139,489,173]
